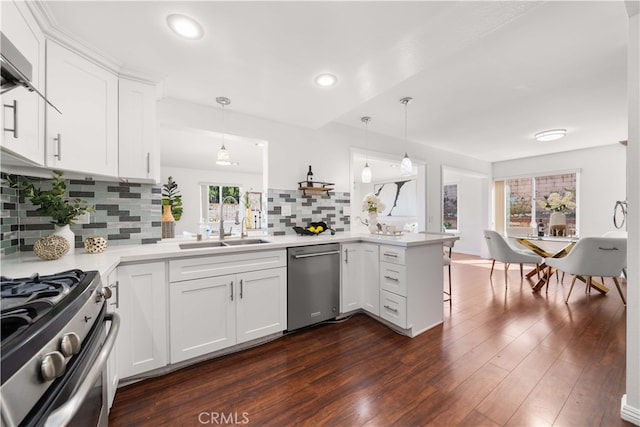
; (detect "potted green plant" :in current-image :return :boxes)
[161,176,183,238]
[162,176,183,221]
[12,170,93,252]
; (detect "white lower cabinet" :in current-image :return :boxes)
[116,262,167,380]
[235,269,287,344]
[380,289,407,328]
[341,243,379,315]
[340,243,363,313]
[361,244,380,316]
[170,275,236,362]
[169,251,286,364]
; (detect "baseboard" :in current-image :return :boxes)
[621,395,640,425]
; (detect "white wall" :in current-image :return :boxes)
[492,144,627,238]
[444,170,490,256]
[161,165,262,236]
[623,4,639,423]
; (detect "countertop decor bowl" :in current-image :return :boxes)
[33,235,70,260]
[84,236,108,253]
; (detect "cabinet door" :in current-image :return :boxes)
[340,243,363,313]
[116,262,167,379]
[46,40,118,176]
[118,78,159,182]
[1,1,45,164]
[105,270,119,409]
[236,268,286,344]
[169,275,236,363]
[362,243,380,316]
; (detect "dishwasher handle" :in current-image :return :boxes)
[292,250,340,259]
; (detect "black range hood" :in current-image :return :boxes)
[1,31,61,114]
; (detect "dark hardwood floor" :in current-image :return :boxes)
[109,253,631,426]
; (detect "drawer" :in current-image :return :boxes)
[380,262,407,297]
[169,250,286,282]
[379,245,406,265]
[380,289,407,328]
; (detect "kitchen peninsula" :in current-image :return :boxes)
[2,232,455,389]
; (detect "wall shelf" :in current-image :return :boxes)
[297,181,334,196]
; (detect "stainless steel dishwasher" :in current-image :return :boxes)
[287,243,340,331]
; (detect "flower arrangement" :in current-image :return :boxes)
[537,191,576,213]
[362,193,385,214]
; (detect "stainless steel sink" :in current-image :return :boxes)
[222,239,270,246]
[179,241,228,249]
[179,239,270,249]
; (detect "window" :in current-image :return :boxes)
[443,184,458,231]
[201,184,241,223]
[504,172,577,234]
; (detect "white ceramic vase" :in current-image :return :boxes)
[53,224,75,254]
[368,212,379,234]
[549,212,566,226]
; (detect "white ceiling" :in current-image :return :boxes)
[43,1,629,164]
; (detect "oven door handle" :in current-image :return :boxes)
[44,313,120,427]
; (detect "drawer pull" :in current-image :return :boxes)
[383,253,398,258]
[383,275,399,282]
[384,305,399,313]
[230,281,234,301]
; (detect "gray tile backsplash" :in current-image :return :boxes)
[267,188,350,236]
[0,173,162,255]
[1,174,352,256]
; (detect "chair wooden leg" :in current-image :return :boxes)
[561,272,565,283]
[586,277,592,294]
[566,275,578,303]
[490,259,495,277]
[612,277,626,306]
[536,264,540,280]
[504,263,509,287]
[546,266,553,294]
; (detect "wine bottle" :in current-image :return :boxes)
[307,165,314,186]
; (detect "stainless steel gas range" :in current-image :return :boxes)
[0,269,119,427]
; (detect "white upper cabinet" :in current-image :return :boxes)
[1,1,46,165]
[45,40,118,177]
[118,78,159,183]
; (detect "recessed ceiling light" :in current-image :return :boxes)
[167,14,204,40]
[314,73,338,88]
[534,129,567,142]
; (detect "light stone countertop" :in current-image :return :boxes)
[0,231,457,279]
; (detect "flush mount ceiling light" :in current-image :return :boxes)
[166,14,204,40]
[361,116,372,184]
[215,96,232,165]
[399,97,413,176]
[314,73,338,88]
[534,129,567,142]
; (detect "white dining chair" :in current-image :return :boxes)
[544,237,627,305]
[483,230,543,286]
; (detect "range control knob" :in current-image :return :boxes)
[60,332,81,357]
[96,286,112,302]
[41,351,66,382]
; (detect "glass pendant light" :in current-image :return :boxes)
[361,116,372,183]
[215,97,231,165]
[400,97,413,176]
